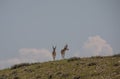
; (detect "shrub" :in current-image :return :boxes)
[48,74,52,79]
[91,56,104,59]
[13,76,19,79]
[10,71,17,76]
[113,63,120,66]
[73,76,80,79]
[87,62,97,66]
[11,63,30,69]
[113,54,120,57]
[23,68,33,73]
[67,57,80,62]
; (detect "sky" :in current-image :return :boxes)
[0,0,120,69]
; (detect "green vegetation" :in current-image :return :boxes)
[0,55,120,79]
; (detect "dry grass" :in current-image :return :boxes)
[0,55,120,79]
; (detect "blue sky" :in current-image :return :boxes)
[0,0,120,69]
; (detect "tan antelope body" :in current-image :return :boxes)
[61,44,69,59]
[52,46,56,61]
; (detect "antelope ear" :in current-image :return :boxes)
[65,44,68,48]
[55,46,56,49]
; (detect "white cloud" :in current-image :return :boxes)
[0,48,52,69]
[19,48,52,62]
[0,36,113,69]
[82,35,113,57]
[0,58,22,69]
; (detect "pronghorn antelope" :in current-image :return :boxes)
[61,44,69,59]
[52,46,56,61]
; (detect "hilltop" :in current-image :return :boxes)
[0,55,120,79]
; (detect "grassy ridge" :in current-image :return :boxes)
[0,55,120,79]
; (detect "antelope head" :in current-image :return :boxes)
[52,46,56,52]
[64,44,69,51]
